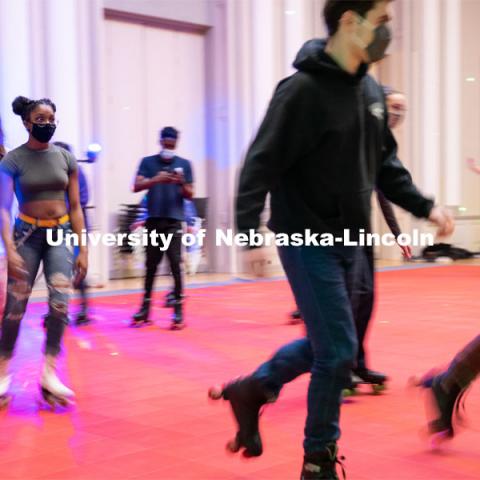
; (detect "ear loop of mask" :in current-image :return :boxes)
[352,14,374,50]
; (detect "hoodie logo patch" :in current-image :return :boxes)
[369,102,384,121]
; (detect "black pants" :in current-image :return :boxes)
[352,246,375,370]
[144,218,183,300]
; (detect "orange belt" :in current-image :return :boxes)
[18,213,70,228]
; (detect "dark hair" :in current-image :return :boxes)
[160,126,179,140]
[12,96,56,121]
[53,141,72,153]
[323,0,391,36]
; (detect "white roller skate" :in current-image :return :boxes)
[39,356,75,409]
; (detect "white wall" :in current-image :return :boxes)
[103,19,207,277]
[103,0,211,26]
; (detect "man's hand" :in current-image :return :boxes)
[244,247,269,278]
[428,206,454,238]
[170,172,185,185]
[153,171,174,184]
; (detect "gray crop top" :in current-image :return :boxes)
[0,144,77,204]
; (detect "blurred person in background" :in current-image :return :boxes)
[290,85,410,393]
[53,141,91,326]
[410,155,480,445]
[131,127,194,330]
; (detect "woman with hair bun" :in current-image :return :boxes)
[0,96,87,407]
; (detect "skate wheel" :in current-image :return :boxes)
[208,386,224,401]
[372,384,386,395]
[342,388,356,397]
[226,436,241,453]
[429,430,452,449]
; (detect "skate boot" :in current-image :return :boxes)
[40,356,75,408]
[301,443,346,480]
[342,373,361,398]
[415,372,468,444]
[352,367,388,394]
[208,376,276,457]
[170,298,185,330]
[0,374,12,409]
[131,297,152,327]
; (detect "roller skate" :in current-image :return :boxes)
[39,357,75,409]
[354,367,388,394]
[288,309,303,325]
[0,375,12,409]
[131,297,152,327]
[342,368,387,397]
[301,443,346,480]
[411,371,468,446]
[170,298,185,330]
[208,376,276,457]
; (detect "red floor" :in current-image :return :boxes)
[1,265,479,479]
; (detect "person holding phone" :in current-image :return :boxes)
[132,127,194,330]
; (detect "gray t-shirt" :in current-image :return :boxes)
[0,143,77,204]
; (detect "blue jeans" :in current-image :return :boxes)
[0,219,74,358]
[253,245,361,453]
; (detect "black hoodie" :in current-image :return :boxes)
[236,39,433,239]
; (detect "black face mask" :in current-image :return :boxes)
[30,123,56,143]
[367,23,392,63]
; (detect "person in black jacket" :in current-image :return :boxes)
[209,1,454,478]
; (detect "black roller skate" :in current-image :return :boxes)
[412,372,468,446]
[170,298,185,330]
[343,368,387,397]
[131,297,152,327]
[301,443,346,480]
[208,376,275,457]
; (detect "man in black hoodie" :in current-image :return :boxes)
[209,1,453,478]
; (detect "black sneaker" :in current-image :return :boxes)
[301,444,345,480]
